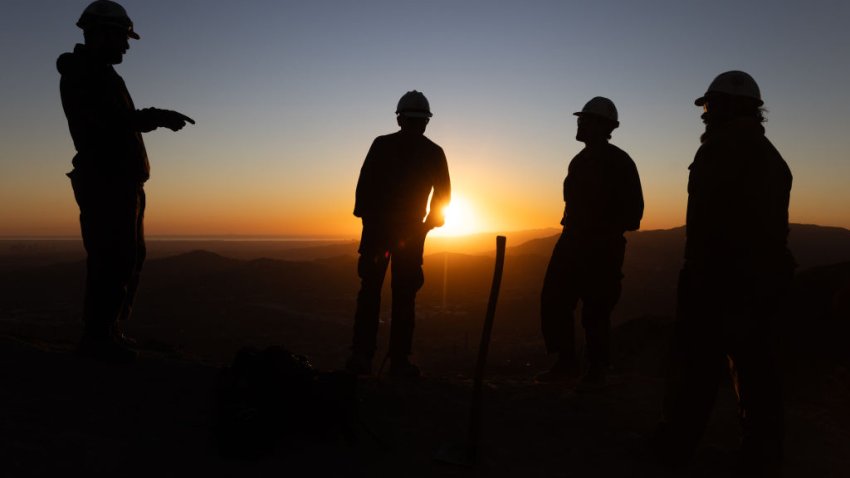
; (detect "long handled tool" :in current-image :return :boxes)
[435,235,506,466]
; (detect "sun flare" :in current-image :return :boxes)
[430,195,479,237]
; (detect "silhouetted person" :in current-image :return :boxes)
[538,97,644,387]
[58,0,194,363]
[345,91,451,378]
[654,71,794,473]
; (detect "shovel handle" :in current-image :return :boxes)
[467,235,506,460]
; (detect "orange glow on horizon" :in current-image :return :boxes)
[0,174,845,238]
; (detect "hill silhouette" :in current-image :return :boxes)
[2,223,849,362]
[510,224,850,270]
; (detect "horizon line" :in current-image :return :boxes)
[0,222,846,242]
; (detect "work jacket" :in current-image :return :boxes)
[562,142,644,238]
[354,131,451,228]
[58,44,161,183]
[685,117,794,277]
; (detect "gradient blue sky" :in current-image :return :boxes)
[1,0,848,237]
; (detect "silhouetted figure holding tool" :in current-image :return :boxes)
[346,91,451,378]
[538,97,644,388]
[654,71,793,474]
[58,0,194,363]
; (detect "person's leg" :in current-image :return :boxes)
[112,185,145,346]
[351,250,390,363]
[540,234,581,359]
[580,237,625,377]
[728,309,784,471]
[538,234,582,380]
[580,290,617,372]
[388,230,426,366]
[71,177,140,363]
[119,185,146,323]
[73,177,139,338]
[656,270,726,465]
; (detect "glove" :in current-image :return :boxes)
[157,109,195,131]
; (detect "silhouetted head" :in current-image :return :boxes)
[574,97,619,144]
[696,71,766,125]
[77,0,138,65]
[397,115,429,135]
[396,90,432,135]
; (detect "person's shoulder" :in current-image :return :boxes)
[56,51,80,77]
[604,142,630,158]
[604,143,638,167]
[760,135,783,157]
[374,132,396,141]
[760,136,792,176]
[370,132,399,148]
[57,45,110,81]
[568,146,589,163]
[420,135,445,155]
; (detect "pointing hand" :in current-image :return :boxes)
[160,110,195,131]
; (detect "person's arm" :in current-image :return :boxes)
[620,157,644,232]
[354,138,381,219]
[133,108,194,132]
[60,74,193,140]
[425,148,451,229]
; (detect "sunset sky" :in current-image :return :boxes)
[1,1,848,238]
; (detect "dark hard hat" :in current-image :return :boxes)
[77,0,140,40]
[573,96,619,125]
[396,91,432,118]
[695,70,762,106]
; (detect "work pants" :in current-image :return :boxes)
[660,267,787,465]
[71,174,146,338]
[540,232,625,367]
[351,224,426,360]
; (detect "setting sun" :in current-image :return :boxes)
[431,195,480,237]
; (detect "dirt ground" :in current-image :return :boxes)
[1,332,847,478]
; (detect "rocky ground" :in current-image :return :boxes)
[2,325,847,478]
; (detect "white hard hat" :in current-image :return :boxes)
[574,96,619,125]
[695,70,762,106]
[396,90,432,118]
[77,0,139,39]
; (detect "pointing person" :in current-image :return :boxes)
[58,0,194,363]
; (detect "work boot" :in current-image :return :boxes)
[77,333,138,364]
[389,357,420,379]
[111,321,137,347]
[345,353,373,376]
[535,356,580,383]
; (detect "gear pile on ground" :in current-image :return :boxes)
[213,345,358,459]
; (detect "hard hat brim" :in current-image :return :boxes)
[398,111,432,118]
[77,20,141,39]
[694,93,763,107]
[573,111,619,126]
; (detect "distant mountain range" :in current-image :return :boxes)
[4,223,848,264]
[1,224,848,356]
[508,223,850,270]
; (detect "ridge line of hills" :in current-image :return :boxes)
[2,223,849,267]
